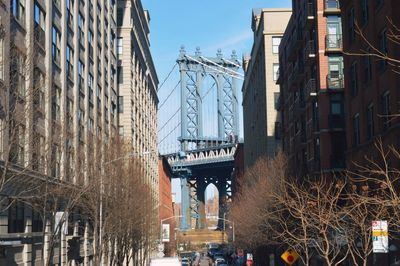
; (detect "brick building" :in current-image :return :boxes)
[278,0,345,177]
[158,156,176,256]
[340,0,400,168]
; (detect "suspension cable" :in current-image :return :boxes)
[158,107,181,133]
[158,81,180,110]
[158,122,180,145]
[157,63,178,92]
[222,58,241,68]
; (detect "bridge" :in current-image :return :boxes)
[158,46,242,232]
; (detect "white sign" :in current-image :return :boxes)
[247,253,253,261]
[162,224,170,242]
[372,220,388,253]
[158,244,164,252]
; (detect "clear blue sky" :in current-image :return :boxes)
[142,0,292,202]
[143,0,292,81]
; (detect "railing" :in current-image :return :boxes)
[326,74,344,89]
[328,114,344,129]
[305,78,317,96]
[305,40,316,60]
[325,34,343,51]
[306,2,315,18]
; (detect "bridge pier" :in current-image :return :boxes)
[180,175,191,230]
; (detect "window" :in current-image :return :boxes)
[32,209,43,232]
[118,96,123,113]
[117,8,123,26]
[34,69,45,110]
[348,8,355,41]
[274,92,280,110]
[8,201,24,233]
[0,36,4,80]
[78,60,84,91]
[66,45,73,79]
[361,0,369,26]
[272,37,281,54]
[382,91,391,130]
[52,86,61,122]
[66,0,73,26]
[330,94,343,115]
[13,53,26,98]
[378,28,388,70]
[363,53,372,83]
[353,113,360,146]
[51,145,61,178]
[78,12,84,43]
[366,104,374,140]
[117,66,123,83]
[52,26,61,64]
[118,126,124,136]
[117,37,123,55]
[34,3,45,30]
[350,61,358,96]
[273,63,279,81]
[12,0,25,26]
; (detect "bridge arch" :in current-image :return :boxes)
[204,183,219,229]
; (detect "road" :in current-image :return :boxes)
[198,255,211,266]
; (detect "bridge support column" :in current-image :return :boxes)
[180,175,191,230]
[217,179,227,230]
[196,179,207,229]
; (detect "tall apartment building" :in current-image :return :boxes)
[0,0,158,264]
[116,0,159,207]
[278,0,345,177]
[242,8,291,170]
[340,0,400,168]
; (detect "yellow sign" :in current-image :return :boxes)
[281,249,299,265]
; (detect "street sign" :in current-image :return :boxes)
[162,224,170,242]
[372,220,389,253]
[281,249,299,265]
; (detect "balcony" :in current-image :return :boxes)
[328,114,345,129]
[325,34,342,52]
[305,2,315,27]
[294,97,306,114]
[305,40,316,62]
[326,74,344,90]
[324,0,340,14]
[305,78,317,97]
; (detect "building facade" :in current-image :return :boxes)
[242,8,291,170]
[158,157,176,257]
[0,0,158,265]
[340,0,400,168]
[116,0,159,206]
[278,0,345,177]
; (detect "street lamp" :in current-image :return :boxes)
[217,217,235,243]
[99,150,156,265]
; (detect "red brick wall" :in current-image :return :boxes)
[158,158,176,256]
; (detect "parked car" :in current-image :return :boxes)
[215,258,227,266]
[181,257,190,266]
